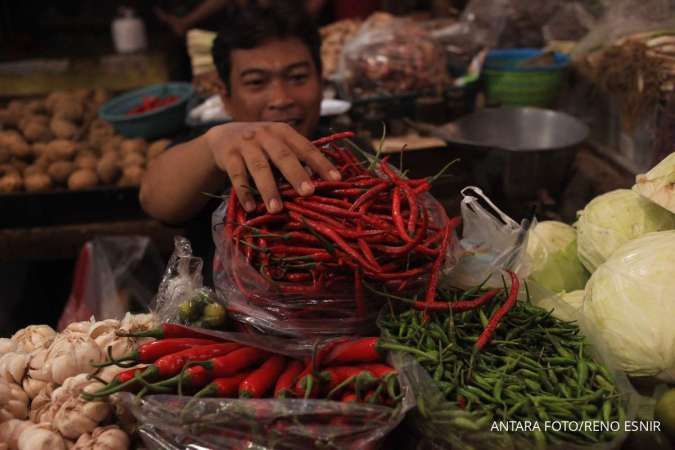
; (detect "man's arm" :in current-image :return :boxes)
[140,122,341,225]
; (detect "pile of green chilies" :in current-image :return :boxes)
[378,283,627,447]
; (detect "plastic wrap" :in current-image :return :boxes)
[210,163,453,337]
[57,236,164,330]
[338,15,448,98]
[444,186,532,290]
[117,332,415,450]
[379,292,640,450]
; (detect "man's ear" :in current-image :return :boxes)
[215,78,232,113]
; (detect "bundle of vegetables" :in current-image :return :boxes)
[0,313,157,450]
[213,131,458,335]
[377,272,629,448]
[86,325,403,407]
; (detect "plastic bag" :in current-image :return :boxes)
[444,186,532,290]
[118,332,415,450]
[379,294,640,450]
[152,236,223,328]
[57,236,164,330]
[338,15,448,98]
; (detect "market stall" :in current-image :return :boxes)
[1,1,675,449]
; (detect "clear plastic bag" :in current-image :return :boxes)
[117,332,416,450]
[444,186,532,290]
[152,236,222,327]
[211,178,452,337]
[338,15,448,98]
[57,236,164,330]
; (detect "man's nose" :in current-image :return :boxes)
[268,79,294,110]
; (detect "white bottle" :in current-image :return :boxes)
[111,7,148,54]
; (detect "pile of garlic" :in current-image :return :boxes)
[0,313,157,450]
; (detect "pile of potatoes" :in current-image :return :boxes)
[0,89,171,194]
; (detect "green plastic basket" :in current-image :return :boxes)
[483,49,569,107]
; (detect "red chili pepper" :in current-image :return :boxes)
[93,338,219,368]
[341,391,358,402]
[350,181,391,211]
[322,338,382,367]
[311,131,355,147]
[319,366,370,392]
[193,372,250,399]
[424,224,451,310]
[274,359,304,398]
[162,346,271,390]
[391,186,414,243]
[475,271,520,351]
[409,289,499,312]
[373,208,428,256]
[116,324,225,341]
[239,355,287,398]
[294,199,363,218]
[87,342,241,397]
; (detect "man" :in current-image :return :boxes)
[140,0,340,225]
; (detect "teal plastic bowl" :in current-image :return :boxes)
[483,49,569,107]
[98,82,194,139]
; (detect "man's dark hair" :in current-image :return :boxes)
[212,0,322,93]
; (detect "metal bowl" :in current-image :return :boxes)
[446,107,589,217]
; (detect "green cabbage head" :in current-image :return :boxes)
[526,221,589,294]
[576,189,675,273]
[581,231,675,381]
[535,290,585,323]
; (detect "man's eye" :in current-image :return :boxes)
[289,73,308,83]
[244,78,265,87]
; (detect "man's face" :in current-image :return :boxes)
[224,37,322,138]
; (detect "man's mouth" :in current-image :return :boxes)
[273,118,302,128]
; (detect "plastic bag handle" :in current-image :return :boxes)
[460,186,519,228]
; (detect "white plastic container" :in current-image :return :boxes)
[111,7,148,54]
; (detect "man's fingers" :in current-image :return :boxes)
[259,131,314,197]
[239,142,282,213]
[221,152,255,212]
[284,131,341,182]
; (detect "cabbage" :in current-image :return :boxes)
[575,189,675,273]
[633,151,675,214]
[581,231,675,381]
[535,290,585,322]
[526,221,589,294]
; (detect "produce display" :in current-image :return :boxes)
[633,151,675,215]
[320,18,362,80]
[0,89,172,193]
[213,131,458,335]
[378,275,627,447]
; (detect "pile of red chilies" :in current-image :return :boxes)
[84,325,401,406]
[220,131,461,319]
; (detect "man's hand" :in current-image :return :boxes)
[205,122,341,213]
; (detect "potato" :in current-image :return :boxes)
[92,88,110,106]
[73,88,91,103]
[0,131,31,159]
[46,139,78,161]
[23,164,44,177]
[0,108,11,127]
[122,152,145,167]
[96,156,121,184]
[24,173,52,192]
[68,169,98,190]
[53,99,84,122]
[0,173,22,193]
[19,114,48,130]
[87,127,115,150]
[77,147,97,159]
[120,138,147,155]
[100,136,123,155]
[32,142,49,158]
[22,121,53,143]
[34,154,50,169]
[47,161,75,184]
[75,154,97,170]
[11,159,28,174]
[1,101,25,128]
[147,139,171,160]
[44,91,71,112]
[0,147,9,164]
[0,164,19,177]
[25,99,46,114]
[118,165,144,187]
[50,117,79,140]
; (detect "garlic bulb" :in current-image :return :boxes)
[11,325,56,353]
[0,379,28,421]
[29,384,56,424]
[73,425,129,450]
[0,338,16,354]
[62,321,94,337]
[119,312,157,334]
[50,374,111,439]
[17,422,66,450]
[0,353,29,385]
[23,348,50,399]
[43,335,104,384]
[0,419,31,450]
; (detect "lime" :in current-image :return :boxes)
[655,388,675,439]
[201,302,227,329]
